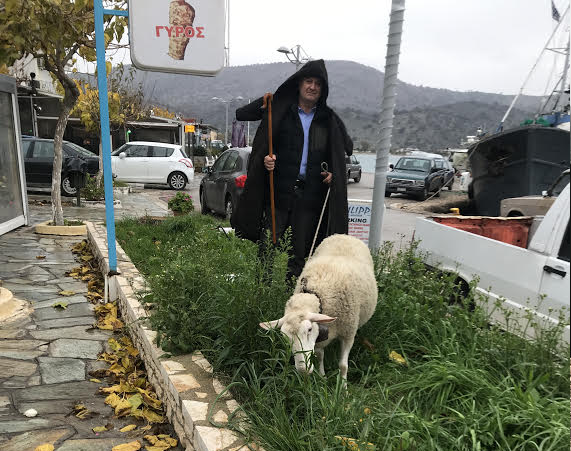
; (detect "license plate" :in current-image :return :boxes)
[397,187,406,192]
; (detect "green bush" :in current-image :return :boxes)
[167,192,194,214]
[193,145,206,156]
[81,174,105,201]
[116,217,570,451]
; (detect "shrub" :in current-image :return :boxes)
[81,174,104,201]
[167,192,194,214]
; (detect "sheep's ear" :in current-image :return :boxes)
[259,318,284,330]
[307,313,336,324]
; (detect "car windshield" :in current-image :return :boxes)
[395,158,430,172]
[64,142,95,157]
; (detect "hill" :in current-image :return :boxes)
[122,60,540,150]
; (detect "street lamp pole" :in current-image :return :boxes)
[277,44,310,71]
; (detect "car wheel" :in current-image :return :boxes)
[419,187,429,201]
[225,195,233,219]
[168,172,187,190]
[200,189,209,215]
[435,187,441,197]
[353,170,361,183]
[61,175,77,197]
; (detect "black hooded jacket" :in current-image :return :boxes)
[231,59,353,242]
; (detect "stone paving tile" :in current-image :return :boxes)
[32,295,89,310]
[36,316,95,329]
[13,381,98,403]
[0,349,45,360]
[0,339,47,349]
[1,428,73,451]
[49,339,101,360]
[0,418,60,434]
[38,357,86,384]
[33,303,94,321]
[30,325,112,341]
[0,359,37,377]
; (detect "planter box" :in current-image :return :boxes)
[35,220,87,236]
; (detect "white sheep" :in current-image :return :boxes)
[260,234,378,379]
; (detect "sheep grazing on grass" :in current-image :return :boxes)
[260,234,378,379]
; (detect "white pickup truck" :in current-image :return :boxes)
[415,183,570,344]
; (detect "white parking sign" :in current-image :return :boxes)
[128,0,225,76]
[348,201,372,245]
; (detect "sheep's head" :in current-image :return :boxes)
[260,311,336,374]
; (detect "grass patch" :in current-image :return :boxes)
[116,214,570,451]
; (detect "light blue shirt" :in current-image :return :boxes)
[298,106,316,180]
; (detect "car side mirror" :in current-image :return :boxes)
[119,152,126,159]
[389,164,394,170]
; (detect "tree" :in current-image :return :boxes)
[72,64,147,185]
[0,0,127,225]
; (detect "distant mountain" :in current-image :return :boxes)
[122,60,541,150]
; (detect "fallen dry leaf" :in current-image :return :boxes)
[120,424,137,432]
[58,290,76,296]
[34,445,54,451]
[51,301,68,310]
[111,441,141,451]
[388,350,407,366]
[35,255,46,260]
[92,425,108,433]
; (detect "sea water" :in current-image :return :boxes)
[354,153,402,173]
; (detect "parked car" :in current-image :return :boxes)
[385,155,454,200]
[21,136,98,196]
[111,141,193,190]
[500,169,570,217]
[199,147,250,218]
[346,154,362,183]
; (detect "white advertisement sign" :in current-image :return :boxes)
[128,0,225,76]
[348,200,372,245]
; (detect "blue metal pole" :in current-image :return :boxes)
[94,0,120,272]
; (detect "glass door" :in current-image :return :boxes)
[0,76,28,235]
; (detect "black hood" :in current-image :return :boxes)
[273,59,329,107]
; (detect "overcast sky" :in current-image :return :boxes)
[228,0,568,95]
[100,0,568,96]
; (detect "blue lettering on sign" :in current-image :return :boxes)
[348,205,371,216]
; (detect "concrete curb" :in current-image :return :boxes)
[86,222,252,451]
[35,220,87,236]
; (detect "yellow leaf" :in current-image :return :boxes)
[115,398,133,417]
[51,301,68,310]
[90,378,101,383]
[111,441,141,451]
[105,392,122,408]
[388,351,407,366]
[81,266,90,274]
[120,424,137,432]
[69,272,80,278]
[92,425,108,433]
[81,255,93,262]
[58,290,76,296]
[141,408,164,424]
[35,255,46,260]
[34,445,54,451]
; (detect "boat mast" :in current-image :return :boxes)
[496,5,569,132]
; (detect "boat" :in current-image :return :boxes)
[468,3,570,216]
[467,125,569,215]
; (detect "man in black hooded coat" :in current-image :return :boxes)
[231,59,353,280]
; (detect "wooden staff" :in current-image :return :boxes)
[262,93,277,244]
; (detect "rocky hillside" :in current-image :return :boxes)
[122,60,541,150]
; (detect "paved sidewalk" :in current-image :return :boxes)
[0,191,184,450]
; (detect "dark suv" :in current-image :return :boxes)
[21,136,99,196]
[346,155,362,183]
[385,155,453,200]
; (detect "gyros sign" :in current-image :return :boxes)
[128,0,225,76]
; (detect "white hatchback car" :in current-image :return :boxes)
[111,141,194,190]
